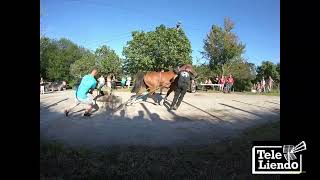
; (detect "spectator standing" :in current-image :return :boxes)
[257,82,262,93]
[121,77,126,89]
[106,75,112,95]
[261,77,266,93]
[40,77,45,95]
[126,76,132,89]
[267,76,274,92]
[219,76,225,91]
[226,74,234,93]
[215,75,219,84]
[97,75,105,95]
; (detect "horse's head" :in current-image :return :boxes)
[177,64,197,77]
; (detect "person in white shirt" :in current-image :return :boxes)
[40,77,45,94]
[126,76,132,89]
[97,75,105,95]
[106,75,112,95]
[267,76,274,92]
[261,77,266,93]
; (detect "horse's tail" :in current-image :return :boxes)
[131,72,146,93]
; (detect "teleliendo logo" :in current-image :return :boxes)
[252,141,306,174]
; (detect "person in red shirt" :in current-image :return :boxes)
[226,74,234,93]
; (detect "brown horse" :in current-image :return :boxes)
[131,64,196,105]
[131,70,176,104]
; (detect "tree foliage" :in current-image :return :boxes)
[40,37,53,79]
[40,20,280,93]
[70,54,96,79]
[222,57,256,91]
[223,58,255,80]
[40,37,89,82]
[276,62,280,82]
[255,61,280,83]
[202,17,245,74]
[40,37,122,83]
[95,45,122,76]
[193,64,216,83]
[123,25,192,74]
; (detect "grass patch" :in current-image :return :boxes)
[193,89,280,96]
[234,91,280,96]
[41,120,280,179]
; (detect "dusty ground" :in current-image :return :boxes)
[40,90,280,148]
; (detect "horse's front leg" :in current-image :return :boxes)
[163,84,175,102]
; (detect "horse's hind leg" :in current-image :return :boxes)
[152,93,159,105]
[147,87,159,105]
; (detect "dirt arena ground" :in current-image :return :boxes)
[40,90,280,148]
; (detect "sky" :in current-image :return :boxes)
[40,0,280,66]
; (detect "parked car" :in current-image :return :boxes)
[47,81,67,91]
[44,82,52,92]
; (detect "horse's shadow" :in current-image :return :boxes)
[130,92,164,105]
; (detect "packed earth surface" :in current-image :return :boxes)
[40,90,280,149]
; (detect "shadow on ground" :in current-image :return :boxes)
[40,93,279,149]
[40,92,280,179]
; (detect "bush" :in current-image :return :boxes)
[234,79,252,92]
[68,78,82,89]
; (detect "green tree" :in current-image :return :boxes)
[193,64,216,83]
[40,37,89,82]
[95,45,122,76]
[256,61,279,83]
[224,62,255,80]
[202,17,245,75]
[222,57,256,91]
[123,24,192,74]
[40,37,54,79]
[276,62,280,82]
[70,54,96,79]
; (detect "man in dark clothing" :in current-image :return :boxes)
[169,70,194,110]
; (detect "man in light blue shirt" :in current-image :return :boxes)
[65,69,98,117]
